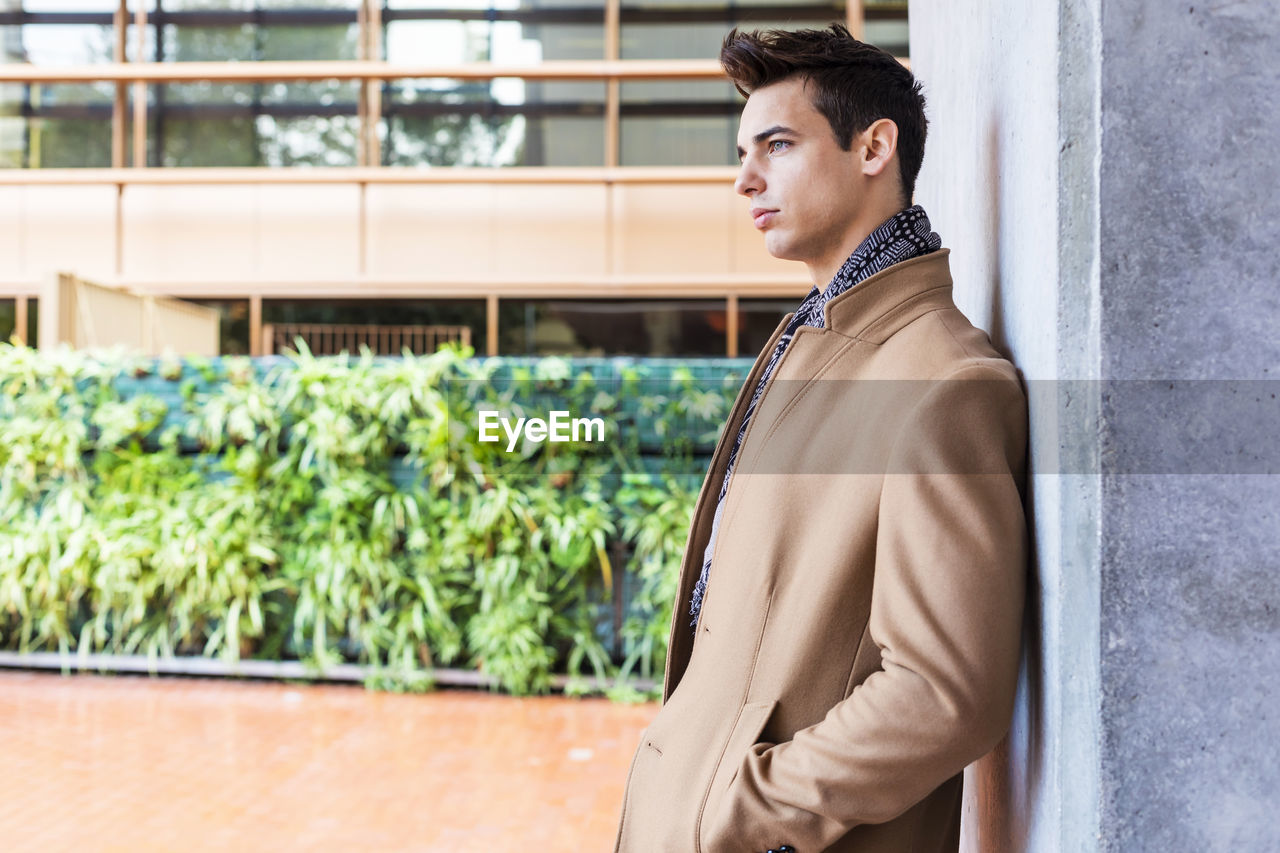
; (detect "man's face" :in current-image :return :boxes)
[734,76,868,272]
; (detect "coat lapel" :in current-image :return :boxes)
[662,310,793,702]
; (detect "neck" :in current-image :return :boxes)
[808,197,908,291]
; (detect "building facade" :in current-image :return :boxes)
[0,0,907,357]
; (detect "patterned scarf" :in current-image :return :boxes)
[688,205,942,631]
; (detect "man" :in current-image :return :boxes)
[613,24,1028,853]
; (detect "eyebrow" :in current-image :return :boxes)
[736,125,798,160]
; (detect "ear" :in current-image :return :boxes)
[859,118,899,179]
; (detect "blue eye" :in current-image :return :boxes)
[768,139,791,154]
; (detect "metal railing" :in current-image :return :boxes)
[264,322,472,356]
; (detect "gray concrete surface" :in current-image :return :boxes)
[1096,0,1280,849]
[913,2,1102,850]
[913,0,1279,849]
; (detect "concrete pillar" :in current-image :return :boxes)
[912,1,1280,850]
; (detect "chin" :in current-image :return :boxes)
[764,234,805,263]
[762,242,803,266]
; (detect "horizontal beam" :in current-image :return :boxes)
[0,58,730,84]
[0,276,810,300]
[11,99,744,122]
[0,4,903,27]
[0,166,740,185]
[155,278,812,299]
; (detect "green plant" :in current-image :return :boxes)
[0,338,746,697]
[612,472,698,698]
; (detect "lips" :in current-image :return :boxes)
[751,207,778,229]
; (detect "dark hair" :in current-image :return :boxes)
[720,23,927,203]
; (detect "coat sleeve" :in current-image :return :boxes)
[700,364,1029,852]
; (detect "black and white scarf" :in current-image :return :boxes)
[688,205,942,631]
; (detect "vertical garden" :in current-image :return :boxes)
[0,341,748,698]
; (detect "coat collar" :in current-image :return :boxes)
[821,248,956,343]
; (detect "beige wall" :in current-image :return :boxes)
[0,185,118,285]
[0,179,800,294]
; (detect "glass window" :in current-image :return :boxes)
[619,9,846,61]
[0,0,116,166]
[159,22,258,64]
[863,17,909,57]
[382,14,606,166]
[27,298,38,347]
[619,75,738,167]
[620,18,728,61]
[3,22,115,66]
[159,17,360,62]
[3,0,117,68]
[737,297,794,357]
[499,298,727,357]
[0,298,36,346]
[262,298,486,355]
[0,0,909,169]
[618,12,825,166]
[153,2,362,167]
[617,4,911,165]
[0,299,13,343]
[382,77,605,167]
[146,72,363,166]
[0,3,117,166]
[0,80,114,167]
[184,298,250,355]
[620,111,737,167]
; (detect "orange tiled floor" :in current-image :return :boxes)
[0,671,657,852]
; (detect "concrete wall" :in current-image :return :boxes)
[913,2,1100,850]
[1096,1,1280,849]
[914,0,1279,849]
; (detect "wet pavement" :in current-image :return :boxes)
[0,670,657,851]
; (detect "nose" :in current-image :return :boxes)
[734,155,762,198]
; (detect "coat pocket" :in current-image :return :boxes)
[696,699,778,852]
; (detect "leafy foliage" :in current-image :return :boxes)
[0,339,747,697]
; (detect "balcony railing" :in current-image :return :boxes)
[263,322,473,356]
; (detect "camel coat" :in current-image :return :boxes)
[613,250,1028,853]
